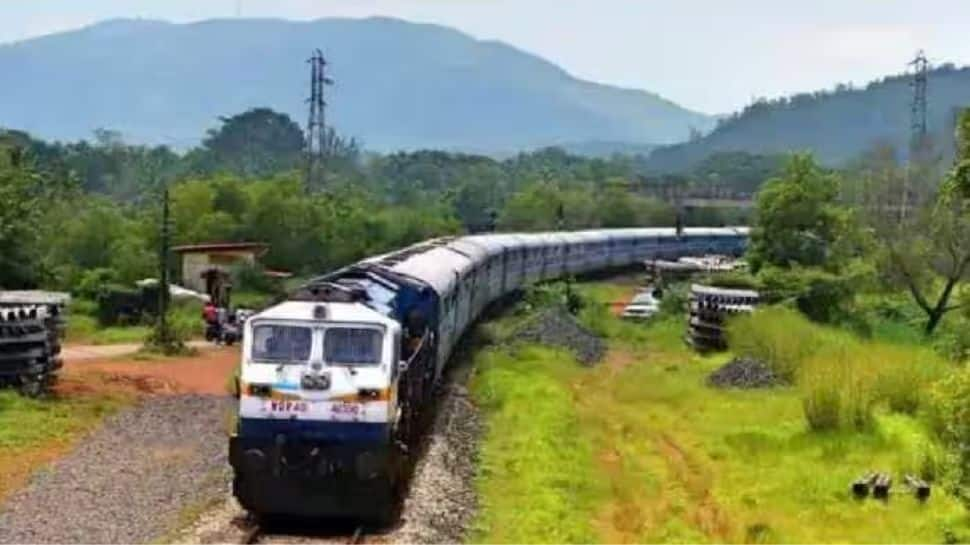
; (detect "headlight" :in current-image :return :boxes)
[247,383,272,397]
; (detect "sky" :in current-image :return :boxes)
[2,0,969,115]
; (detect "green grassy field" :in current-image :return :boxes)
[468,283,970,544]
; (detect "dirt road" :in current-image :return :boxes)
[61,340,210,363]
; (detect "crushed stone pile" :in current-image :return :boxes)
[513,306,606,365]
[707,356,781,389]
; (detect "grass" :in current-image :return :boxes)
[728,307,951,431]
[0,382,133,502]
[66,298,205,346]
[66,313,151,345]
[468,282,970,543]
[469,346,605,543]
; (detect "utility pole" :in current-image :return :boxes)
[901,50,930,221]
[305,49,333,192]
[155,187,173,346]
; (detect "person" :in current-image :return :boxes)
[202,301,217,324]
[202,301,221,343]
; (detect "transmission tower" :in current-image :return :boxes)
[909,50,929,148]
[305,49,333,191]
[900,50,930,221]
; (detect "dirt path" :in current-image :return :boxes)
[61,345,240,396]
[61,340,210,363]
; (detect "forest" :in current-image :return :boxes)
[0,108,765,294]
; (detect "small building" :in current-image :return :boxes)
[172,242,269,294]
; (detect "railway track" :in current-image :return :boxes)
[240,519,368,544]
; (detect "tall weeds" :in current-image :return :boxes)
[728,307,950,431]
[727,307,823,383]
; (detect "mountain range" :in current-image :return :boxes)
[0,17,713,152]
[647,64,970,170]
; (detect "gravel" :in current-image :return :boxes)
[707,356,781,389]
[389,375,480,544]
[512,306,605,365]
[0,395,233,544]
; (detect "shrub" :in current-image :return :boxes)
[757,266,859,324]
[76,268,119,300]
[525,281,584,315]
[933,318,970,362]
[726,307,822,382]
[870,345,948,414]
[926,368,970,495]
[704,270,760,291]
[68,298,98,317]
[800,345,877,431]
[231,262,282,295]
[927,368,970,451]
[657,282,688,318]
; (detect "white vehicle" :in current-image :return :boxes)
[622,290,661,320]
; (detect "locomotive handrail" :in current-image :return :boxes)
[405,330,431,366]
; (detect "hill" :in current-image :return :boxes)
[0,17,712,152]
[647,64,970,171]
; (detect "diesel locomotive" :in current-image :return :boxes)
[229,227,749,523]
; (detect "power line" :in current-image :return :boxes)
[305,49,333,192]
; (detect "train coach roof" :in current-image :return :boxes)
[446,238,493,261]
[389,246,472,295]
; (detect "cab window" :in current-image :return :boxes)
[325,327,383,365]
[252,325,312,363]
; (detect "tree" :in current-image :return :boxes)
[0,144,41,287]
[870,109,970,334]
[198,108,305,178]
[748,154,849,273]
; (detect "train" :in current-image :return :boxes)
[229,227,749,523]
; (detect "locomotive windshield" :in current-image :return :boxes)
[324,327,383,366]
[252,324,312,363]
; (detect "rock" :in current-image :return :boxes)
[511,306,605,366]
[707,356,781,389]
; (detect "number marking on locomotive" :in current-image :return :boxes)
[266,400,308,413]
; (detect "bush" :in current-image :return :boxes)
[69,298,98,317]
[927,368,970,452]
[730,306,949,431]
[231,262,282,295]
[870,345,948,414]
[933,318,970,362]
[704,270,760,291]
[76,268,119,300]
[800,344,877,431]
[657,283,688,318]
[727,307,822,382]
[525,282,584,315]
[926,368,970,495]
[757,266,859,324]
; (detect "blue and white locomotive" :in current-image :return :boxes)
[229,227,749,522]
